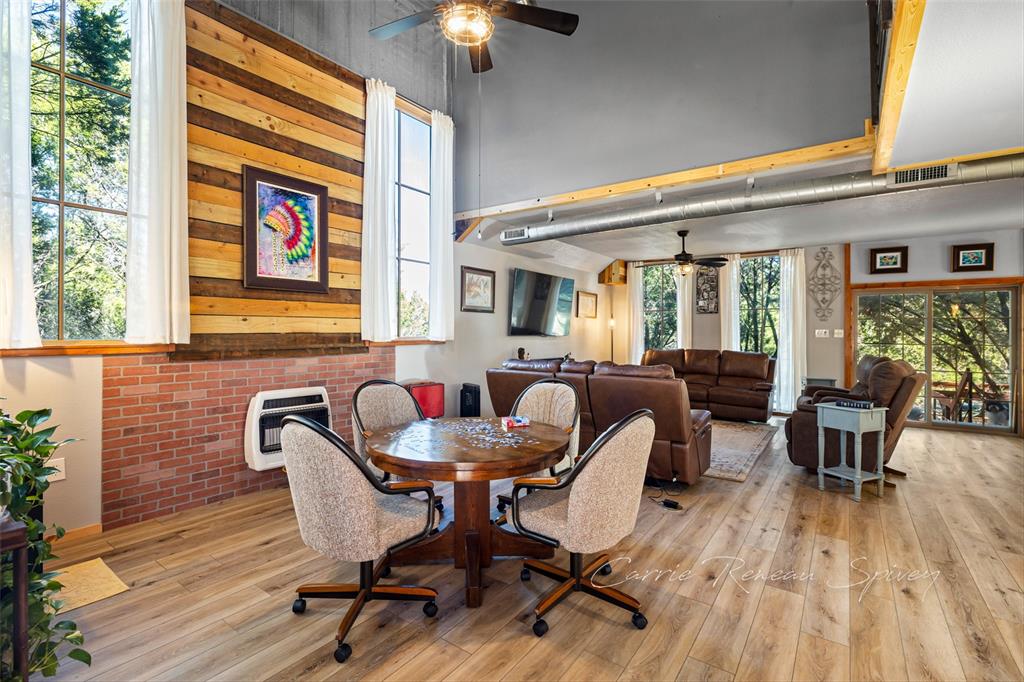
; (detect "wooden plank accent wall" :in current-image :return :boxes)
[176,0,365,360]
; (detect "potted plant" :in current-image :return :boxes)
[1,404,91,677]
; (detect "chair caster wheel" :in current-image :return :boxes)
[599,563,613,576]
[334,642,352,663]
[423,601,438,617]
[520,568,531,582]
[533,619,548,637]
[292,598,306,614]
[381,566,392,578]
[632,612,648,630]
[496,502,507,514]
[434,499,444,512]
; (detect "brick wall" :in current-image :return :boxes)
[101,347,394,528]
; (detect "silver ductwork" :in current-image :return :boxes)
[500,155,1024,245]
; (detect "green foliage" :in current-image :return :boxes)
[1,405,89,678]
[739,256,780,357]
[29,0,130,341]
[399,289,430,338]
[642,265,677,351]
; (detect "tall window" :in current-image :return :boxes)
[856,286,1018,431]
[395,110,431,338]
[642,265,677,350]
[30,0,131,340]
[739,255,780,356]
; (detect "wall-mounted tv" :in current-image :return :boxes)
[509,268,575,336]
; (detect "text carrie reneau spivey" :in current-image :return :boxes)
[594,555,941,601]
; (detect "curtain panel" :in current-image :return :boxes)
[675,268,693,349]
[360,80,398,342]
[125,0,189,344]
[627,263,645,364]
[719,254,741,351]
[776,248,807,412]
[428,111,454,341]
[0,0,41,349]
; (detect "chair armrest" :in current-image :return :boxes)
[513,476,559,488]
[753,382,774,392]
[796,399,820,414]
[810,388,852,402]
[385,479,434,493]
[802,384,845,398]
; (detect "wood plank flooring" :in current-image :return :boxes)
[47,423,1024,681]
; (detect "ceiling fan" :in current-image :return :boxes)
[368,1,579,73]
[674,230,728,275]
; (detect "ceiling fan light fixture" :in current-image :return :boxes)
[441,3,494,46]
[677,261,694,276]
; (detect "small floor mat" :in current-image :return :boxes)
[56,558,129,612]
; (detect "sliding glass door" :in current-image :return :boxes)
[854,286,1019,432]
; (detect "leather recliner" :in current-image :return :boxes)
[785,359,926,472]
[587,363,712,483]
[796,355,890,410]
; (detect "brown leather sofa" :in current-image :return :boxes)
[785,359,926,472]
[485,359,712,483]
[642,348,775,422]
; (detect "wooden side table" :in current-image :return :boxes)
[816,403,888,502]
[1,515,29,681]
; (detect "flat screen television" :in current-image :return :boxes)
[508,268,575,336]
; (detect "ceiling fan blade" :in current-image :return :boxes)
[695,257,728,268]
[369,8,437,40]
[469,42,493,73]
[490,1,579,35]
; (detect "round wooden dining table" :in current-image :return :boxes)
[366,417,569,608]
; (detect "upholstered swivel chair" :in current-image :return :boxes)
[353,379,443,511]
[496,378,581,515]
[281,415,439,663]
[511,409,656,637]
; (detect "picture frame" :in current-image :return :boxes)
[243,165,329,293]
[868,246,909,274]
[576,291,598,318]
[950,242,995,272]
[461,266,496,313]
[695,266,719,314]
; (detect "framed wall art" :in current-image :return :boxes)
[576,291,598,318]
[243,166,329,293]
[695,266,719,314]
[461,266,496,313]
[868,246,909,275]
[950,242,994,272]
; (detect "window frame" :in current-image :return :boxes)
[30,0,131,343]
[394,108,432,340]
[738,253,781,358]
[641,264,678,352]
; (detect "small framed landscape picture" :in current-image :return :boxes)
[576,291,598,318]
[461,266,496,313]
[243,166,329,293]
[951,243,994,272]
[868,246,909,275]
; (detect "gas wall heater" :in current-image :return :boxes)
[244,387,332,471]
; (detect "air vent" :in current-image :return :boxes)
[500,227,529,243]
[887,163,956,188]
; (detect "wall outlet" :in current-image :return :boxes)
[815,329,830,338]
[48,458,66,482]
[834,329,845,338]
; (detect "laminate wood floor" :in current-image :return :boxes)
[47,423,1024,681]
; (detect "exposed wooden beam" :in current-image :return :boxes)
[873,0,927,174]
[454,128,877,237]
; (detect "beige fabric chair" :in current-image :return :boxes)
[281,415,439,663]
[510,409,656,637]
[352,379,443,511]
[496,378,580,515]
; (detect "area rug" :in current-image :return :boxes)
[56,558,129,612]
[705,420,778,482]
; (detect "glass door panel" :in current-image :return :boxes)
[855,292,929,422]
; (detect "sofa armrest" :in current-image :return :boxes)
[752,382,774,392]
[809,388,852,402]
[796,399,820,414]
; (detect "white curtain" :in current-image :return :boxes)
[125,0,189,344]
[427,111,454,341]
[360,80,398,342]
[776,248,807,412]
[675,268,693,349]
[0,0,41,349]
[719,254,741,351]
[626,263,645,364]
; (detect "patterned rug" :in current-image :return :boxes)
[704,420,778,482]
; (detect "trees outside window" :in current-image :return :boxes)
[30,0,131,340]
[395,111,430,338]
[642,265,677,351]
[739,255,780,357]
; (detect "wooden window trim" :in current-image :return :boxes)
[0,341,174,357]
[364,339,445,348]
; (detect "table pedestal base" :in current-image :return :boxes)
[389,480,554,607]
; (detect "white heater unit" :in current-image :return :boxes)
[244,387,332,471]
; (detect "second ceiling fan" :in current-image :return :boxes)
[369,1,579,73]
